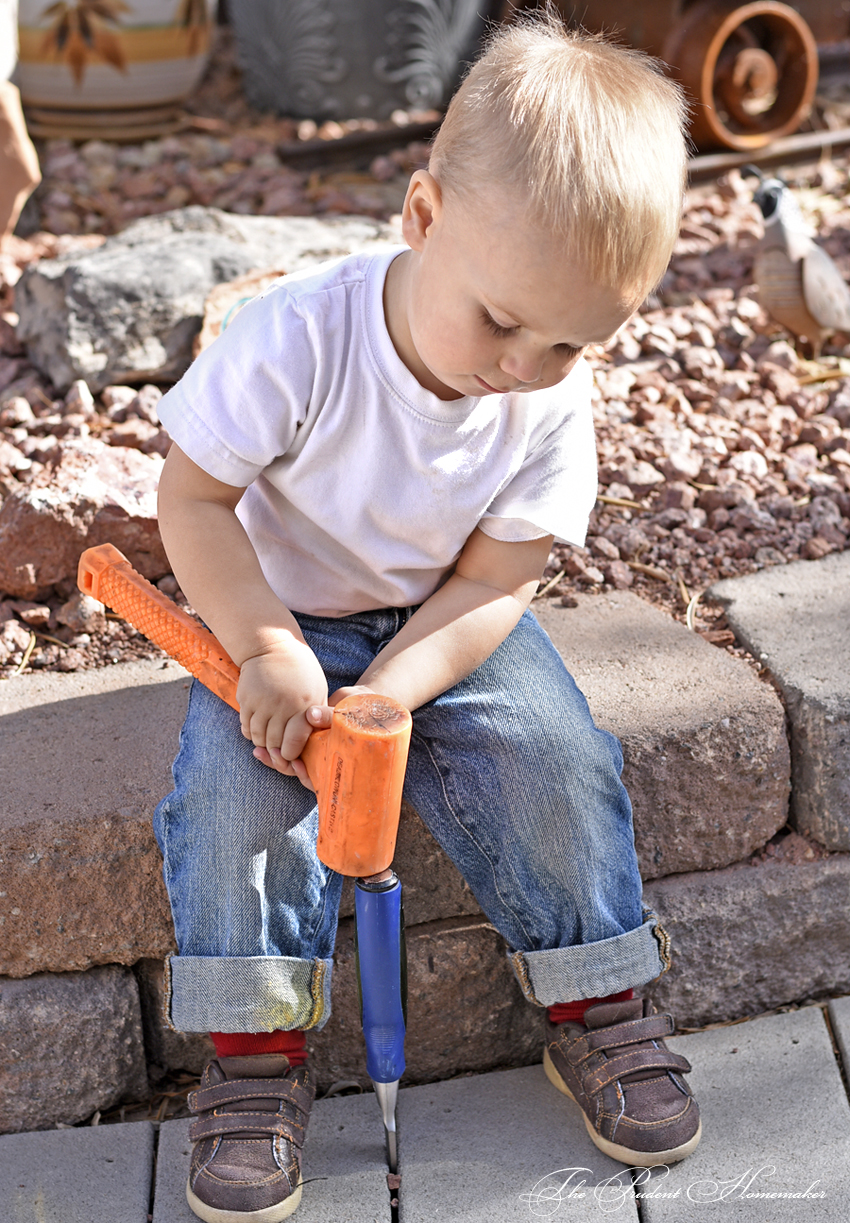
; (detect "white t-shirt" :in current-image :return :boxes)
[157,247,598,617]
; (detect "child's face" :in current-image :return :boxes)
[391,173,638,402]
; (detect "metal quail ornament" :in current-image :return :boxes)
[744,165,850,359]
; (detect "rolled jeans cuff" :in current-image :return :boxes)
[508,912,671,1007]
[163,954,334,1033]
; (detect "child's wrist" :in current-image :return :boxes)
[234,628,309,668]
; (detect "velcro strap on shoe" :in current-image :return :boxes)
[188,1079,313,1116]
[584,1014,675,1053]
[585,1049,693,1094]
[188,1111,308,1148]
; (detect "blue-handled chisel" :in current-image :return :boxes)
[355,869,407,1173]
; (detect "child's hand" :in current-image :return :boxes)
[328,684,380,707]
[236,640,328,787]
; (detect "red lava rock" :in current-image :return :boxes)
[108,419,160,448]
[56,591,107,634]
[605,560,634,589]
[8,600,51,627]
[588,535,620,561]
[0,618,32,663]
[0,439,167,598]
[802,536,835,560]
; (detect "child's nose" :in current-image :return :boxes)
[499,346,545,385]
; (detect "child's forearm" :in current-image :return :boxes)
[158,445,329,780]
[357,574,536,709]
[157,444,304,665]
[355,528,554,711]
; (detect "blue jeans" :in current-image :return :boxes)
[154,608,666,1033]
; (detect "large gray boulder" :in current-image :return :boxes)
[15,208,401,393]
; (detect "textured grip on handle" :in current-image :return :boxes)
[77,543,241,710]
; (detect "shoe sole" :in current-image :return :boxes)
[186,1178,303,1222]
[543,1047,702,1168]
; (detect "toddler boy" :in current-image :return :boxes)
[154,14,698,1222]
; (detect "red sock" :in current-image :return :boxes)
[547,988,634,1026]
[210,1029,308,1066]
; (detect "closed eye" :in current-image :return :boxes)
[483,312,518,338]
[555,342,584,358]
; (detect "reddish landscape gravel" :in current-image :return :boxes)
[3,34,850,677]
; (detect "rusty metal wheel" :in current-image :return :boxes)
[663,0,818,149]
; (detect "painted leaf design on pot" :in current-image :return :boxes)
[375,0,484,109]
[176,0,210,55]
[39,0,131,84]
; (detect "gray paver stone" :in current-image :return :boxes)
[0,1120,153,1222]
[154,1089,389,1223]
[639,1007,850,1221]
[397,1064,639,1222]
[535,592,790,878]
[710,552,850,849]
[826,994,850,1084]
[643,855,850,1027]
[0,965,148,1133]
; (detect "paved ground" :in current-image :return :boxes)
[2,1000,849,1222]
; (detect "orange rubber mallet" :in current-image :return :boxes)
[77,543,412,877]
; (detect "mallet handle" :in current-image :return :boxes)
[77,544,412,876]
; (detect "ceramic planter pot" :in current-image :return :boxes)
[16,0,215,139]
[228,0,498,121]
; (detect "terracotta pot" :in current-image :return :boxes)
[16,0,215,139]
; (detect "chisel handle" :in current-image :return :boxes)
[355,873,406,1084]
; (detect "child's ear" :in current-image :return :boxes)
[401,170,442,252]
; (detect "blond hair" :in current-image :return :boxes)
[430,12,688,296]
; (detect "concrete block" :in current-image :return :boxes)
[711,552,850,850]
[397,1065,639,1222]
[640,1008,850,1221]
[134,958,215,1079]
[154,1092,390,1223]
[642,855,850,1028]
[535,592,790,879]
[307,916,541,1092]
[827,995,850,1081]
[0,1121,154,1223]
[0,966,148,1133]
[0,659,185,976]
[2,589,790,985]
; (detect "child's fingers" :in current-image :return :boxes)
[306,704,332,728]
[289,756,315,790]
[251,745,314,790]
[281,711,314,767]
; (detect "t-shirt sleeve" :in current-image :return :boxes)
[480,359,598,547]
[156,286,315,487]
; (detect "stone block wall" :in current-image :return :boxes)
[2,589,848,1132]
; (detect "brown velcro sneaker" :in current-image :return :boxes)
[543,998,701,1167]
[186,1053,315,1222]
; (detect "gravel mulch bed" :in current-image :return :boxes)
[3,37,850,676]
